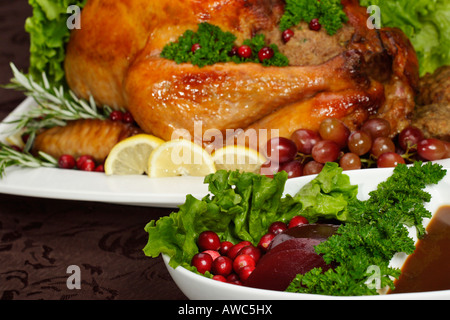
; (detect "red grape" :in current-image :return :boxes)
[339,153,361,170]
[417,139,447,161]
[266,137,298,163]
[279,160,303,178]
[377,152,405,168]
[361,118,391,139]
[348,131,372,156]
[444,142,450,158]
[398,126,424,151]
[371,137,396,158]
[303,160,324,175]
[290,129,321,154]
[318,118,350,148]
[311,140,340,163]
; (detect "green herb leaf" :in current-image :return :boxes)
[161,22,289,67]
[287,162,447,296]
[280,0,348,35]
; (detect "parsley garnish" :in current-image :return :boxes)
[286,162,447,296]
[280,0,348,35]
[160,22,289,67]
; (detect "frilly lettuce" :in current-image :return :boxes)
[360,0,450,76]
[25,0,87,85]
[143,163,358,269]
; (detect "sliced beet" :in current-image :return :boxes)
[243,223,339,291]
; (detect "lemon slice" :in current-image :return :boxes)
[148,139,216,177]
[211,145,267,173]
[5,130,25,149]
[104,134,165,175]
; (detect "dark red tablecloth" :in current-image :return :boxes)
[0,1,186,300]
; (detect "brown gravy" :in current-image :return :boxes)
[390,205,450,294]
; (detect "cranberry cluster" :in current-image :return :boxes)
[58,154,104,172]
[190,215,308,285]
[191,43,275,63]
[109,110,135,124]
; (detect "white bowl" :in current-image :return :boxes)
[162,166,450,300]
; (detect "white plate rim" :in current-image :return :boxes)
[1,98,449,208]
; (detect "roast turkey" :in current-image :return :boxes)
[56,0,419,155]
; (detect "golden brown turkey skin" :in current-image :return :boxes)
[63,0,420,150]
[33,119,141,163]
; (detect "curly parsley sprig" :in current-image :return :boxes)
[161,22,289,68]
[287,162,447,296]
[280,0,348,35]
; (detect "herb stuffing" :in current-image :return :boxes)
[160,22,289,68]
[143,162,447,296]
[280,0,348,35]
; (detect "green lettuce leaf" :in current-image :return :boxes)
[25,0,87,85]
[360,0,450,76]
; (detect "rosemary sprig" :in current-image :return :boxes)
[3,63,112,150]
[0,143,58,178]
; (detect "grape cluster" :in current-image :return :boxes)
[261,117,450,179]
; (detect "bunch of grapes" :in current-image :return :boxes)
[261,118,450,179]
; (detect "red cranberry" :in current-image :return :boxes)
[238,265,255,282]
[95,164,105,172]
[76,155,94,169]
[122,112,134,124]
[191,43,201,53]
[288,215,309,228]
[268,221,288,235]
[212,275,227,282]
[79,159,96,171]
[58,155,76,169]
[309,18,322,31]
[237,45,252,58]
[237,245,261,263]
[228,46,239,57]
[109,110,123,122]
[258,46,274,62]
[226,273,240,283]
[257,233,275,252]
[202,250,220,261]
[227,243,247,260]
[211,256,233,277]
[197,231,221,251]
[220,241,233,256]
[282,29,295,43]
[191,252,213,274]
[233,254,256,274]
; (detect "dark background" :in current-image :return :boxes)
[0,1,187,300]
